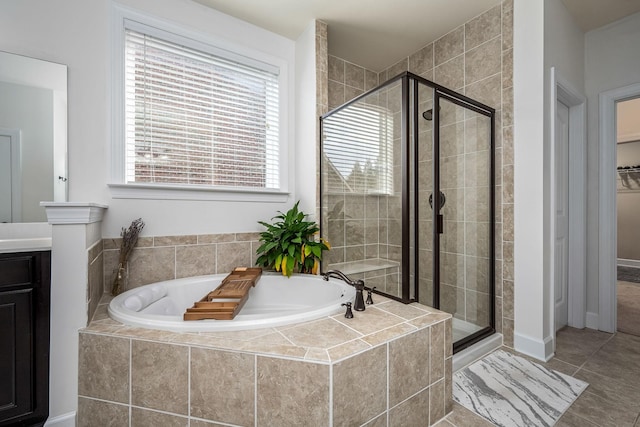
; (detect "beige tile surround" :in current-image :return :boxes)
[79,291,452,426]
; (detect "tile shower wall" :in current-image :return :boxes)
[103,232,261,291]
[322,0,513,344]
[87,239,104,322]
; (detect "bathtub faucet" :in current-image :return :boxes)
[322,270,366,311]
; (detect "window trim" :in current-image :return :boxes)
[109,4,290,202]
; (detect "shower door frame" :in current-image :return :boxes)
[320,72,496,353]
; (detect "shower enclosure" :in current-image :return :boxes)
[320,72,495,352]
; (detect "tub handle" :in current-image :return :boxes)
[341,302,354,319]
[365,287,376,305]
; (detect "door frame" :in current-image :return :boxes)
[0,128,22,222]
[598,82,640,333]
[550,68,587,335]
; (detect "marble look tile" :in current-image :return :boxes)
[434,55,464,92]
[445,357,453,414]
[154,235,197,246]
[435,26,464,66]
[503,279,514,318]
[131,340,188,415]
[363,413,388,427]
[409,43,434,75]
[88,239,103,262]
[502,2,514,51]
[465,74,502,109]
[445,402,495,427]
[128,246,175,288]
[305,347,330,362]
[190,348,255,426]
[411,314,450,329]
[503,318,514,347]
[345,85,364,103]
[327,339,371,361]
[430,379,446,424]
[567,391,638,427]
[581,332,640,391]
[278,318,361,348]
[556,409,600,427]
[465,37,501,85]
[257,356,330,426]
[385,58,408,80]
[431,322,445,384]
[197,233,235,244]
[377,301,430,320]
[554,326,612,366]
[77,397,129,427]
[389,387,429,427]
[465,5,501,50]
[345,61,365,90]
[190,420,230,427]
[328,55,344,83]
[78,333,130,403]
[503,85,513,127]
[502,48,513,89]
[389,328,430,406]
[215,241,251,273]
[334,345,387,426]
[333,306,404,335]
[235,232,260,242]
[574,368,640,411]
[131,407,188,427]
[362,323,418,347]
[365,69,379,91]
[328,79,345,110]
[175,244,215,278]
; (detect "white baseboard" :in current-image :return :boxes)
[45,411,75,427]
[618,258,640,268]
[586,311,599,330]
[514,331,554,362]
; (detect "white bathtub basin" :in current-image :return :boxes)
[108,273,356,332]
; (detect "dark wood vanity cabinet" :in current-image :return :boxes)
[0,251,50,427]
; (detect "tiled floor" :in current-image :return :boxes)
[437,327,640,427]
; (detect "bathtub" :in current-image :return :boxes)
[108,273,356,332]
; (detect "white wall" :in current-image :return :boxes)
[513,0,546,359]
[513,0,585,361]
[0,0,308,238]
[294,21,318,218]
[585,11,640,316]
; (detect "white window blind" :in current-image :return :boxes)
[323,104,394,194]
[124,27,280,190]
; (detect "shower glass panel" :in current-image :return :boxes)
[434,95,494,347]
[321,78,404,299]
[321,72,494,353]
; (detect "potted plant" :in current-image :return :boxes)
[256,201,330,277]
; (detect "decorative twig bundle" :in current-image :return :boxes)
[111,218,145,296]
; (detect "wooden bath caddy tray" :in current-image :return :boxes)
[183,267,262,321]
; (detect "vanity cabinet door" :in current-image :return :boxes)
[0,288,33,424]
[0,251,50,427]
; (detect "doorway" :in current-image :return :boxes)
[0,128,21,223]
[599,82,640,333]
[615,97,640,337]
[551,68,587,337]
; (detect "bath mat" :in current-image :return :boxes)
[618,281,640,337]
[617,266,640,283]
[453,350,588,427]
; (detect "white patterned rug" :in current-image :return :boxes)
[453,350,588,427]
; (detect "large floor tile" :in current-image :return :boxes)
[567,390,638,427]
[574,367,640,411]
[554,327,613,366]
[443,402,494,427]
[581,332,640,390]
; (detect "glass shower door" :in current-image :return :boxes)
[435,94,494,348]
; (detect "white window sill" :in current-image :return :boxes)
[108,183,289,202]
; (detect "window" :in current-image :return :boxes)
[323,104,394,195]
[110,10,288,201]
